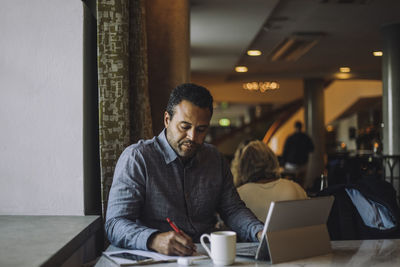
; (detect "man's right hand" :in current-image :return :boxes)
[147,231,197,256]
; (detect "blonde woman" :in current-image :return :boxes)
[231,140,307,222]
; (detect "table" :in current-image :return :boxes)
[95,239,400,266]
[0,215,102,267]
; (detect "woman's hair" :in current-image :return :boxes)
[231,140,281,187]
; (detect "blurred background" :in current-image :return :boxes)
[188,0,400,192]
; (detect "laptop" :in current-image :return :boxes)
[236,196,334,264]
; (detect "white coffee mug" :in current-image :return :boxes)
[200,231,236,265]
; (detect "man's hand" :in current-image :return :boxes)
[257,230,263,242]
[147,231,197,256]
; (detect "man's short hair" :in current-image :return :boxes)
[166,83,214,118]
[295,121,302,130]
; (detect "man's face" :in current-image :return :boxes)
[164,100,211,160]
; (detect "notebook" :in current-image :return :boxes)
[236,196,334,264]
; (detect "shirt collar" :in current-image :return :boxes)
[156,129,201,166]
[157,129,178,164]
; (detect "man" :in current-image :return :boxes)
[105,83,263,256]
[282,121,314,176]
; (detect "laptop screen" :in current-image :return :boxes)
[236,196,334,262]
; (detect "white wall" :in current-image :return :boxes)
[0,1,84,215]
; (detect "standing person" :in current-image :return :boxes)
[105,83,264,256]
[231,140,307,222]
[282,121,314,184]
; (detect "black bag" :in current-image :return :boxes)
[317,176,400,240]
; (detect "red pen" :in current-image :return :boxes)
[166,217,182,234]
[166,218,197,252]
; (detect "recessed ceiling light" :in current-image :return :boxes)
[339,67,350,73]
[247,50,262,56]
[373,51,383,57]
[235,66,248,72]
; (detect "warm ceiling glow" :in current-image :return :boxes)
[219,118,231,127]
[235,66,248,72]
[373,51,383,57]
[247,50,262,56]
[335,73,351,79]
[339,67,351,73]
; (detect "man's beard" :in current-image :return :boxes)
[178,140,200,158]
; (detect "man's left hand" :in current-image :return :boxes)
[257,231,263,242]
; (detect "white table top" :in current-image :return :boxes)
[95,239,400,266]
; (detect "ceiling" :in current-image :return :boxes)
[189,0,400,125]
[190,0,400,82]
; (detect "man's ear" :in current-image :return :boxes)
[164,111,170,128]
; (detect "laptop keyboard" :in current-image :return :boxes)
[236,244,259,256]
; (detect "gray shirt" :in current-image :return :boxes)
[105,130,264,250]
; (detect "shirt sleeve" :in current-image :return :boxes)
[104,146,159,250]
[217,156,264,242]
